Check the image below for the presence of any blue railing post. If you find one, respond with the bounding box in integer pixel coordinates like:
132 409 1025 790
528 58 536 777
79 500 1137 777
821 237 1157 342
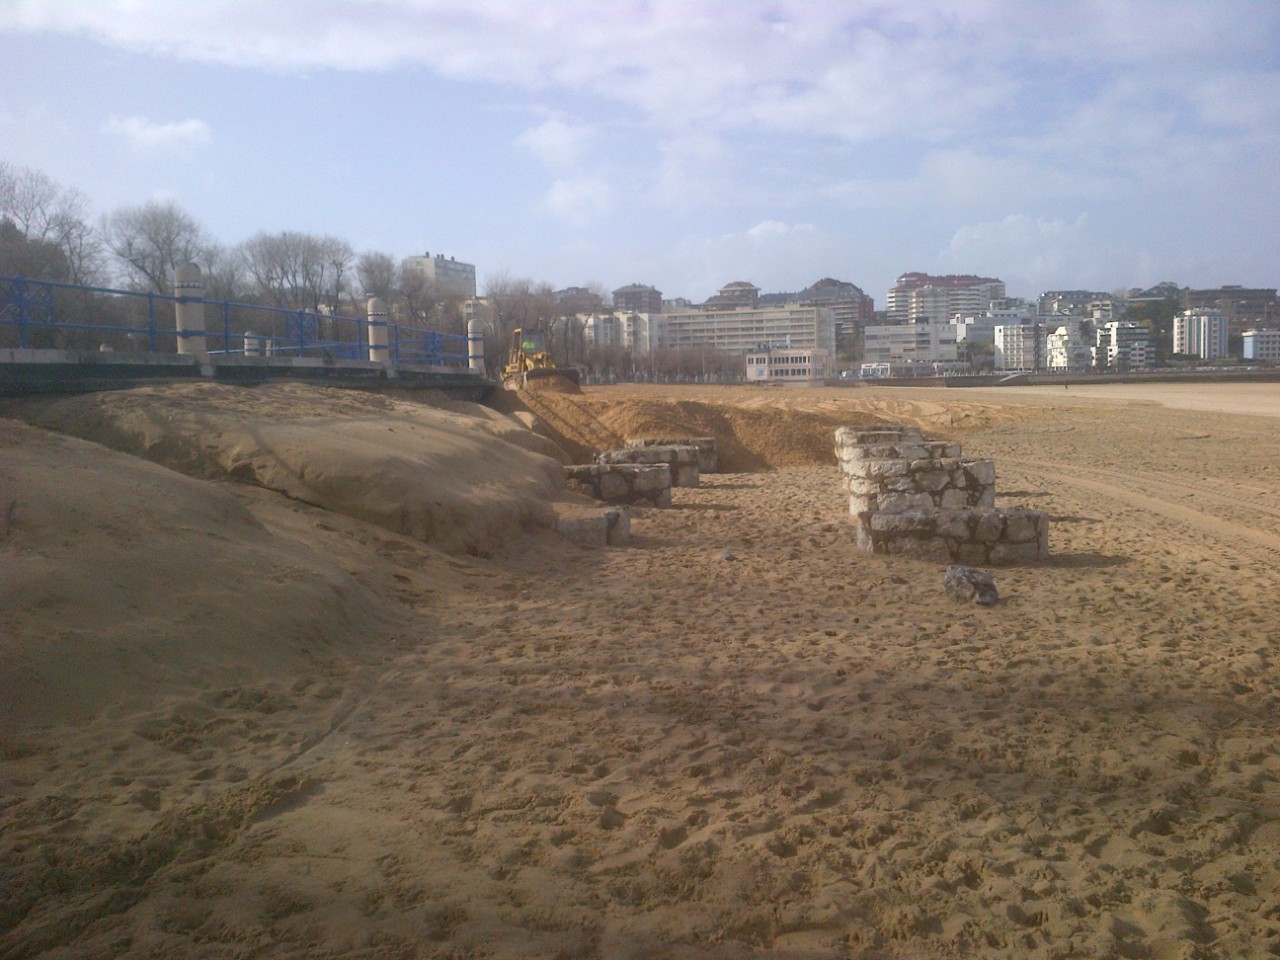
297 310 306 355
147 292 157 351
222 300 230 353
14 276 28 348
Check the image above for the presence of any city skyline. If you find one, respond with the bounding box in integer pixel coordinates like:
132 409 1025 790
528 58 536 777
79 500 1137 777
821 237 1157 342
2 1 1278 303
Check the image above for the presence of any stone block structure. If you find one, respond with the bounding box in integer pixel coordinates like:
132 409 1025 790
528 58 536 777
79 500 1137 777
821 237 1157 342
836 426 995 515
625 437 718 473
564 463 672 507
596 445 700 487
554 504 631 546
836 425 1048 564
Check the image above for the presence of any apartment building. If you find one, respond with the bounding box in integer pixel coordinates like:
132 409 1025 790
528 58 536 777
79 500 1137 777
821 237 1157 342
1184 286 1278 325
1243 329 1280 361
612 283 664 314
663 304 836 355
1173 308 1230 359
401 252 477 299
1046 320 1092 372
862 320 958 367
886 273 1005 324
1093 321 1152 370
994 322 1047 371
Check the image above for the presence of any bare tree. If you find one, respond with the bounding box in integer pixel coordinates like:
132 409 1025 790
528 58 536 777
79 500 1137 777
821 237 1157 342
357 250 399 302
102 199 211 293
1 163 104 284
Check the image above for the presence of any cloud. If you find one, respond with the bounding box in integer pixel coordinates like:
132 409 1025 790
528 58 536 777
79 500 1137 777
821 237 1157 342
103 115 211 153
937 213 1138 294
543 177 612 228
517 117 593 168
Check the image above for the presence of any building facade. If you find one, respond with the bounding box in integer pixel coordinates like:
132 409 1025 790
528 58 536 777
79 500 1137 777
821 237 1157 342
663 304 836 355
862 320 959 367
1094 321 1153 370
886 273 1006 324
401 252 477 299
612 283 664 314
704 281 760 311
744 346 834 386
1184 286 1278 325
1243 329 1280 361
1173 308 1230 359
1046 320 1092 372
994 322 1048 371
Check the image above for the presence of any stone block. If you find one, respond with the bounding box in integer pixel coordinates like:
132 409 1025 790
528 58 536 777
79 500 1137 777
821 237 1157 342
1004 509 1039 543
915 469 952 492
879 492 935 513
599 471 629 501
939 488 968 510
633 465 670 492
673 464 700 488
965 460 996 485
975 511 1005 542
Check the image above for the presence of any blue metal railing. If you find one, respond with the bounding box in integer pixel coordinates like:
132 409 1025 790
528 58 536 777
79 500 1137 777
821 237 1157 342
0 274 469 368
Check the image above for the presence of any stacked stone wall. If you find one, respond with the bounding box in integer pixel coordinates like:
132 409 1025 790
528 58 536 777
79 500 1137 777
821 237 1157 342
597 445 700 487
835 426 1048 565
836 427 995 515
564 463 671 507
856 507 1048 564
625 437 717 473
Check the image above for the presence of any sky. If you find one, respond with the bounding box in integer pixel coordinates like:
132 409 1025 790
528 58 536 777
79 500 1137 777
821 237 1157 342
2 0 1278 305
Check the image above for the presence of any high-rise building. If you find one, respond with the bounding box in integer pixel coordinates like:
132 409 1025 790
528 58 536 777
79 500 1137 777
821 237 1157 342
1173 308 1230 359
401 252 477 299
1046 320 1092 372
612 283 664 314
887 273 1005 324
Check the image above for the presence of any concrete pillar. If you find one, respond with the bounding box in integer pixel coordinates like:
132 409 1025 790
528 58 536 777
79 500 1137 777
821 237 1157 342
243 332 263 357
467 317 486 376
367 297 390 363
172 262 207 356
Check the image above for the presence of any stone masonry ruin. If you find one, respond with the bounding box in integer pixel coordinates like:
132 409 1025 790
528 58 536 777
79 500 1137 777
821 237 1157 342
625 437 718 473
564 463 672 507
836 426 1049 564
595 443 702 487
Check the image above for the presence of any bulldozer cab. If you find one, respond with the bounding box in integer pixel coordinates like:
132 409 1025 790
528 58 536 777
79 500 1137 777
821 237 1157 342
515 329 546 354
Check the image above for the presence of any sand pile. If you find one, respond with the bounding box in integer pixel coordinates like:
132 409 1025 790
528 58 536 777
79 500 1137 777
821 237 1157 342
0 418 398 727
7 382 569 556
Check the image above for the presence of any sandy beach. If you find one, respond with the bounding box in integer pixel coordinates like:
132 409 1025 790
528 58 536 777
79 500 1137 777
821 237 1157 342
3 379 1280 959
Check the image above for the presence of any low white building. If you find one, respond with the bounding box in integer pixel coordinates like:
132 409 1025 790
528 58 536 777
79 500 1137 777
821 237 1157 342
745 346 834 386
1173 308 1229 359
1243 329 1280 361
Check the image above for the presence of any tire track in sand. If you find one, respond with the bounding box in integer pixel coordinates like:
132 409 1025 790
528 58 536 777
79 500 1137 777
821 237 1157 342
1006 459 1280 557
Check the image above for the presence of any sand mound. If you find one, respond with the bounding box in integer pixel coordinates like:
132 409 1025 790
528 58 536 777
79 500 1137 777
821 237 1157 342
0 418 397 727
489 385 1032 470
8 382 568 555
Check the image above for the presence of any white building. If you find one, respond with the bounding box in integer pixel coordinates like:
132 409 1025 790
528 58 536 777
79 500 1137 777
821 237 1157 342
863 320 959 369
1243 329 1280 361
1046 320 1092 372
1173 308 1229 359
994 322 1048 371
583 312 622 348
401 252 477 299
1093 321 1152 370
663 304 836 355
744 346 834 386
618 311 667 354
886 273 1005 324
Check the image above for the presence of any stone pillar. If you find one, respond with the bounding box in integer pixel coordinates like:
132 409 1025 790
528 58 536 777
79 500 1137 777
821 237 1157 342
173 262 206 357
367 297 390 364
467 317 486 376
243 332 263 357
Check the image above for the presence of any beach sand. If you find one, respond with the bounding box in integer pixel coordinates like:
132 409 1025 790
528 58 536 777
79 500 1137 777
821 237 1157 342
3 380 1279 958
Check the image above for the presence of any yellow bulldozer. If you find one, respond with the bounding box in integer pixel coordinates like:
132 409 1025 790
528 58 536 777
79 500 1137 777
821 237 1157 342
502 327 581 390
